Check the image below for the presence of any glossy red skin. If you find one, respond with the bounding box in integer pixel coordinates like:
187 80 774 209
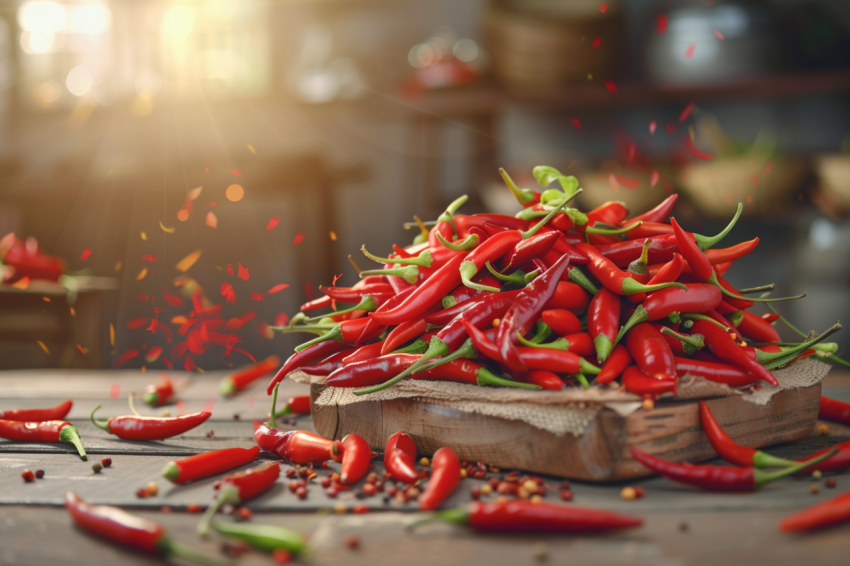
586 201 629 227
622 194 678 227
516 348 581 374
464 500 643 532
254 424 342 464
630 447 755 492
577 243 650 296
622 366 677 396
220 461 280 501
301 349 355 375
501 231 560 269
641 284 722 320
519 370 564 390
341 343 384 366
714 276 753 310
354 287 416 346
780 490 850 532
689 320 778 387
706 238 759 264
0 400 72 422
544 282 591 315
301 296 334 312
588 287 620 351
321 284 394 301
703 309 743 340
561 333 595 357
382 316 430 354
648 254 684 286
429 217 456 249
671 218 713 281
340 434 372 485
413 359 483 385
674 357 758 387
455 214 529 237
268 341 349 394
596 345 633 385
145 377 174 406
104 412 211 441
285 396 311 414
463 321 504 362
496 255 571 371
655 323 688 356
168 446 261 484
737 310 781 343
541 309 582 336
65 492 164 554
797 440 850 475
336 317 372 343
715 300 739 315
0 419 70 441
699 401 756 467
820 396 850 426
419 447 461 511
625 323 677 380
3 240 65 283
436 291 520 350
325 354 420 388
596 235 679 268
385 432 419 484
229 357 281 391
426 296 487 326
625 221 674 240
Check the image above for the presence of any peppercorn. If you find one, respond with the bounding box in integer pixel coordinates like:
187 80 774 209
334 503 347 514
325 488 338 498
471 488 481 500
237 508 252 521
559 490 572 501
812 470 823 481
365 472 379 484
345 534 360 550
419 457 430 467
642 399 655 411
272 548 292 564
362 483 377 496
826 478 837 489
145 482 158 496
187 503 202 513
91 462 103 474
135 488 147 498
161 506 172 513
321 477 332 488
286 468 297 478
353 504 369 514
296 487 308 500
100 457 112 468
810 484 821 495
481 484 493 496
817 424 830 436
460 468 468 479
620 487 636 500
21 469 34 483
634 486 646 499
679 522 689 533
530 494 543 504
35 470 44 479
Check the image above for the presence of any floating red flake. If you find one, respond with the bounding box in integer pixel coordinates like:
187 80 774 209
604 79 617 94
162 289 185 307
268 283 289 294
137 293 150 301
231 170 241 177
250 293 265 301
205 212 218 229
221 283 236 304
145 346 163 363
650 170 660 188
609 173 641 190
714 30 724 40
141 254 157 263
237 263 249 282
665 123 677 134
658 14 668 34
116 349 139 368
274 312 289 327
570 117 582 129
226 264 234 276
187 187 203 201
683 136 715 160
109 384 121 398
591 37 602 50
80 248 92 260
292 232 305 245
598 3 607 13
202 398 215 414
649 120 657 135
163 359 174 369
764 161 775 175
76 344 86 355
679 102 695 122
176 400 188 414
303 281 318 300
752 176 759 187
127 317 149 329
685 44 695 59
205 167 209 173
266 217 279 231
258 321 274 340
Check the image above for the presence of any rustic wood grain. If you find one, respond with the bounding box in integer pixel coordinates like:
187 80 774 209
312 382 822 481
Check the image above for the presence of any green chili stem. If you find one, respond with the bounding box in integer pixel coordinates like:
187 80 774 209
660 327 705 354
197 486 239 537
361 245 432 267
393 338 430 354
766 302 808 339
436 232 480 251
303 296 377 323
403 219 438 230
500 168 537 206
360 266 419 284
59 425 87 461
736 284 776 294
268 382 280 428
586 221 642 236
575 373 590 389
520 192 580 240
460 260 501 293
710 273 806 303
568 267 599 295
416 339 477 373
89 405 110 433
354 337 450 395
159 537 232 566
485 261 526 285
292 326 342 353
694 203 743 250
529 321 552 344
753 448 837 489
476 367 541 389
763 324 842 370
681 313 730 331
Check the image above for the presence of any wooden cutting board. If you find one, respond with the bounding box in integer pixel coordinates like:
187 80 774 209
310 381 821 481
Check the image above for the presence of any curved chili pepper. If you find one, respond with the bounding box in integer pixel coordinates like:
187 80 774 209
621 366 676 396
197 461 281 536
428 295 490 326
500 168 541 208
381 304 440 354
797 440 850 475
143 376 174 407
689 319 779 387
577 242 686 296
658 325 704 356
526 332 595 357
624 323 677 380
544 281 591 314
326 354 420 388
412 358 539 389
588 287 620 363
341 342 385 366
618 284 722 340
624 221 674 240
596 345 633 385
268 341 348 394
780 490 850 532
428 195 467 248
385 431 419 484
671 218 715 281
515 348 583 374
291 317 374 352
621 194 678 227
210 522 309 556
630 446 836 492
714 277 754 310
455 213 530 237
586 201 629 227
647 253 684 286
321 283 394 302
699 401 797 468
419 447 461 511
436 290 520 350
541 309 582 337
300 349 355 375
0 419 87 460
675 357 758 387
273 395 311 419
162 446 261 484
300 295 334 312
340 433 372 485
90 406 210 441
495 255 572 371
414 500 643 533
0 399 72 421
65 492 226 566
820 396 850 426
219 356 281 397
501 231 559 270
597 235 679 268
737 310 781 343
519 369 564 390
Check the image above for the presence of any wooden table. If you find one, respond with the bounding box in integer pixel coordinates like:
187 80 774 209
1 368 849 566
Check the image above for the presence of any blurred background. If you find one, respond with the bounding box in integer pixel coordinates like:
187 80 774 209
0 0 849 371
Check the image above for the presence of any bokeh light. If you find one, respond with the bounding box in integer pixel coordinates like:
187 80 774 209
225 184 245 202
162 6 195 41
65 65 93 96
18 2 67 34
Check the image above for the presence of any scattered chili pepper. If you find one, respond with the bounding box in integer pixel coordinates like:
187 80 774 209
419 447 461 511
267 340 348 394
699 401 797 468
0 419 87 460
211 522 309 556
385 431 419 484
340 433 372 485
797 441 850 475
0 400 72 422
595 345 633 385
624 323 677 381
197 461 281 536
162 446 261 485
576 243 686 296
143 376 174 407
820 396 850 426
22 469 34 482
273 395 311 419
90 405 210 441
779 490 850 532
219 356 281 396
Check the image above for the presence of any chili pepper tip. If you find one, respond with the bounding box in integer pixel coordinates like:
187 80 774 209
219 378 237 397
161 461 180 482
143 391 160 406
58 425 87 461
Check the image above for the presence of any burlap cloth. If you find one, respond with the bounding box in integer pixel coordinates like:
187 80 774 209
291 357 830 437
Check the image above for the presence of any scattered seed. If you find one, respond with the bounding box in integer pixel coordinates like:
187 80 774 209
810 484 821 495
222 542 249 558
21 469 34 483
363 483 377 496
296 487 307 500
135 488 147 499
481 484 493 496
460 468 468 479
206 430 214 438
272 548 292 564
531 542 548 562
817 424 830 436
91 462 103 474
187 503 202 513
237 507 252 521
35 470 44 479
679 522 689 533
145 482 158 496
642 399 655 411
233 414 241 420
634 486 646 499
335 503 347 514
826 478 837 489
100 457 112 468
559 490 572 501
812 470 823 481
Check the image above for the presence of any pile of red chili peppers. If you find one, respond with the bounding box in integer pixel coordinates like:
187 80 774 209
268 165 845 400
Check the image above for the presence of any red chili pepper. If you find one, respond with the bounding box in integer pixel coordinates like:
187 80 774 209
619 284 722 339
301 296 334 312
2 238 65 283
90 405 210 441
419 447 461 510
586 201 629 227
597 235 679 268
544 281 591 315
647 253 685 286
0 419 87 460
577 242 685 296
622 366 676 396
689 319 779 387
143 376 174 407
780 490 850 532
699 401 797 468
624 221 675 240
624 323 677 380
162 446 261 484
674 357 759 387
455 213 529 237
588 287 620 363
381 304 440 354
501 231 560 270
621 194 678 227
341 342 385 366
762 312 781 324
630 446 836 492
797 440 850 475
705 238 759 264
499 168 541 208
515 348 582 374
495 255 572 371
596 345 633 385
671 218 715 281
737 310 781 343
219 355 281 396
427 295 489 326
321 284 394 302
267 341 348 394
415 500 643 533
66 492 225 565
548 233 590 265
439 281 494 310
436 290 521 350
354 287 417 346
197 460 281 536
820 396 850 426
518 369 564 390
413 358 539 389
713 277 753 310
326 354 420 388
541 309 582 336
556 332 595 356
340 433 372 485
0 399 72 421
385 431 419 484
300 349 356 375
274 395 312 418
